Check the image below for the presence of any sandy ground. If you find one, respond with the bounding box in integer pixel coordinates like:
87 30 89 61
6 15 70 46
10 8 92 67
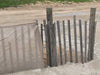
0 2 100 25
0 2 100 41
0 2 100 75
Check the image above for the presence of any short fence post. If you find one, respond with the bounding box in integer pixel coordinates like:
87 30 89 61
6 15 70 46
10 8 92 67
88 8 96 61
46 8 57 67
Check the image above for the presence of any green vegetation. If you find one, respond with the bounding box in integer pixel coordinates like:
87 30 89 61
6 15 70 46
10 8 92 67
50 0 92 2
0 0 96 8
0 0 42 8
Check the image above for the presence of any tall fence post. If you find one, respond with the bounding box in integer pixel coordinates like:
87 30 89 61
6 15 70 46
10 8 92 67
88 8 96 61
46 8 57 67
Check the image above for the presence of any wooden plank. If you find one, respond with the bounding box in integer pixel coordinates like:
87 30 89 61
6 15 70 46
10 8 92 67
84 21 87 62
21 26 26 66
44 24 50 66
68 20 73 62
0 28 7 71
73 15 78 63
41 24 43 43
63 20 67 63
79 20 84 64
57 21 63 65
49 22 57 66
88 8 96 61
53 23 57 66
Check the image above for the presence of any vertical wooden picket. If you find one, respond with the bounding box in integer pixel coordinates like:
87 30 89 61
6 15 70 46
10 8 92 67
68 20 73 62
63 21 67 63
57 21 63 65
79 20 84 64
73 15 78 63
84 21 87 62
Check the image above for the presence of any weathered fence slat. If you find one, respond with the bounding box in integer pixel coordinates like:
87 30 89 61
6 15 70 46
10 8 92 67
88 8 96 61
27 25 33 67
21 26 26 66
44 24 50 66
0 28 7 71
41 24 43 43
79 20 84 64
84 21 87 62
14 27 19 69
52 23 57 66
63 21 67 63
73 15 78 63
49 24 56 66
57 21 63 65
8 42 14 70
68 20 73 62
49 22 57 66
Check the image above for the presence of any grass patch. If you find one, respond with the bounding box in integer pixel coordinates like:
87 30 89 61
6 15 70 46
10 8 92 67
49 0 92 2
0 0 95 8
96 0 100 1
0 0 45 8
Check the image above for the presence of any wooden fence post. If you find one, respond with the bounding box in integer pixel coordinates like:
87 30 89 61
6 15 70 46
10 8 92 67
57 21 63 65
63 20 67 63
84 21 87 62
73 15 78 63
46 8 57 67
79 20 84 64
88 8 96 61
41 24 43 43
68 20 73 62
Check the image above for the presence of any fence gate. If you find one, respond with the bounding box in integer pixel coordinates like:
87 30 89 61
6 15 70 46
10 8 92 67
41 8 96 67
0 23 44 74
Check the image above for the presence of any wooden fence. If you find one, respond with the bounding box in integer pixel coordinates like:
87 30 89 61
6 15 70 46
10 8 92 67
40 8 96 67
